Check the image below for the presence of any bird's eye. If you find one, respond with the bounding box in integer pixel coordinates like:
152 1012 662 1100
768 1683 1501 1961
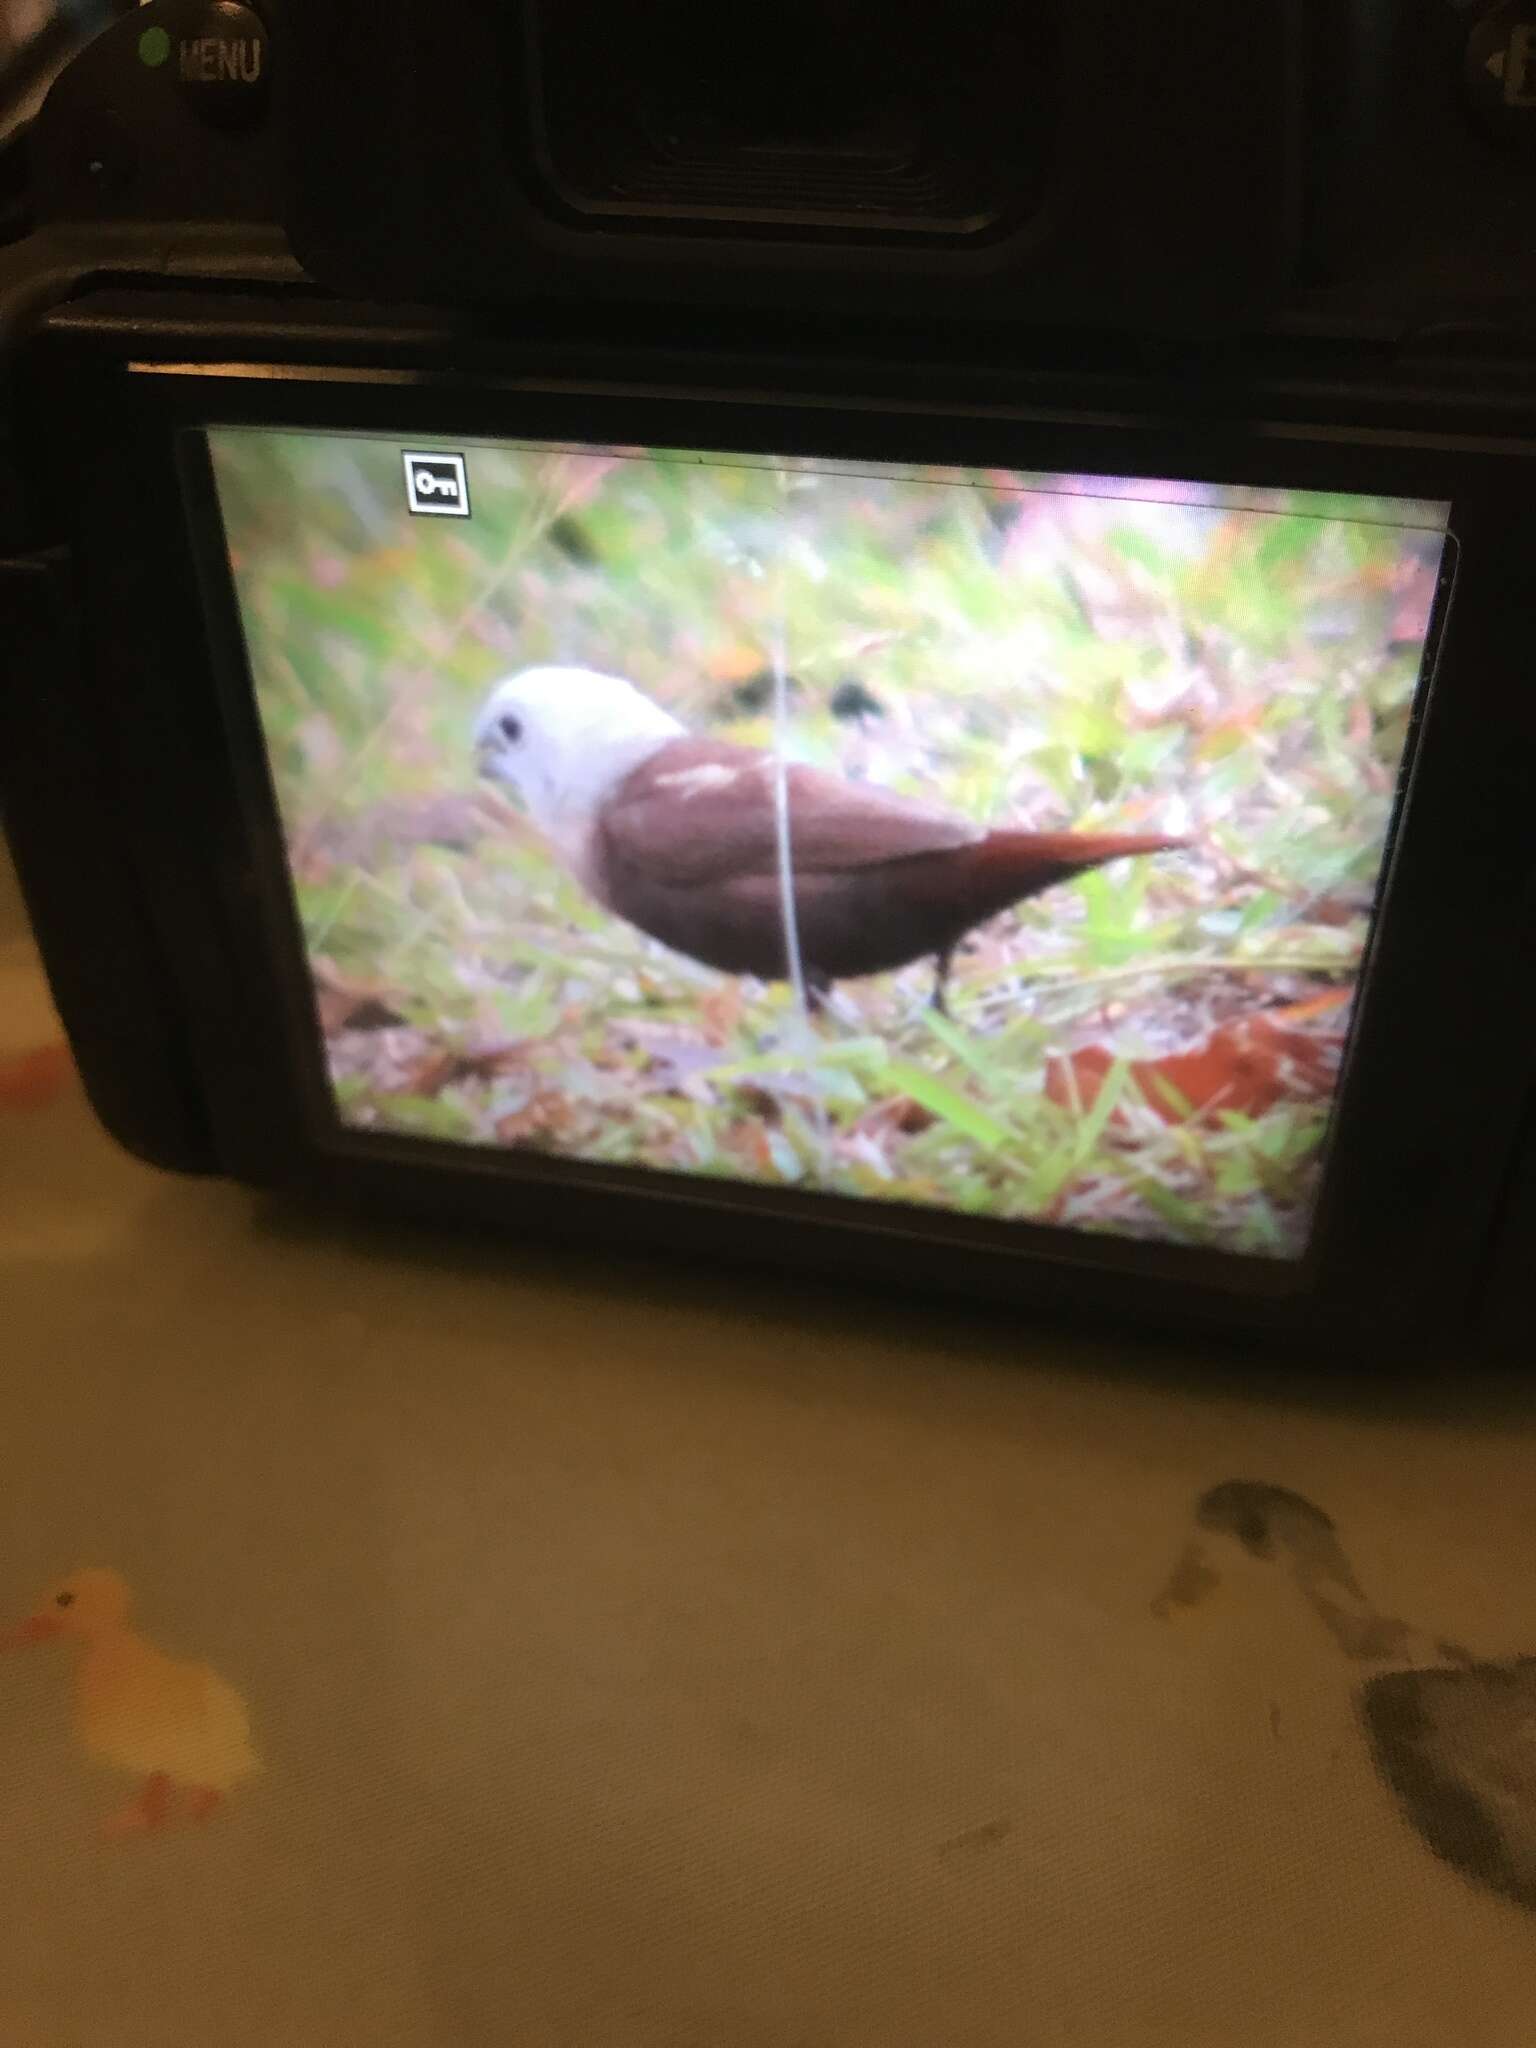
498 713 523 743
55 1592 74 1608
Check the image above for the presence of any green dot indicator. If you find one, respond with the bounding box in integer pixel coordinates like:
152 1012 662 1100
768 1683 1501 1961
138 25 171 68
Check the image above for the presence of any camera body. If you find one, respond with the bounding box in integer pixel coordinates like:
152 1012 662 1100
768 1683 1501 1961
6 0 1536 1355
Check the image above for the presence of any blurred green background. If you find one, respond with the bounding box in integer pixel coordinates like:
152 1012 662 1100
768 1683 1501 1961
209 429 1445 1258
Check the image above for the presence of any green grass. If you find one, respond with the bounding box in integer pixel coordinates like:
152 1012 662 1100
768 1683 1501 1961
209 429 1443 1258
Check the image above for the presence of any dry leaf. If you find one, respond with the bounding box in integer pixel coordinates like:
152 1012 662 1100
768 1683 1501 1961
1047 995 1348 1124
403 1042 528 1097
312 959 409 1034
494 1094 569 1144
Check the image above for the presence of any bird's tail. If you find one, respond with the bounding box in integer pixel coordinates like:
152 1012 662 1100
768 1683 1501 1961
947 828 1189 922
987 827 1190 868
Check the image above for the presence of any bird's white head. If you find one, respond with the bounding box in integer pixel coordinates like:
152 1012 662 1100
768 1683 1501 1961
473 666 685 851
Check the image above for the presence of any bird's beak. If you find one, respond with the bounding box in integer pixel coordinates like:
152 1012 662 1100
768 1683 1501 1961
1150 1537 1222 1621
0 1613 65 1650
475 745 526 804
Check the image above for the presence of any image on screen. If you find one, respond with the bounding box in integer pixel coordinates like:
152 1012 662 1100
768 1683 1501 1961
206 428 1450 1259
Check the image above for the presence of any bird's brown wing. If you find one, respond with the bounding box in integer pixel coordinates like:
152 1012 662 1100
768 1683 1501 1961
600 738 977 888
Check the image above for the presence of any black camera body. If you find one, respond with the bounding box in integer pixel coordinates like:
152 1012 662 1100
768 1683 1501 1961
6 0 1536 1356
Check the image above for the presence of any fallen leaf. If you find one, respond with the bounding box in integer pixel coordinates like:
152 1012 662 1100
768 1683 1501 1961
706 642 776 685
404 1042 528 1097
311 959 409 1034
723 1120 781 1175
1269 989 1351 1026
697 984 746 1044
854 1095 939 1141
735 1084 783 1124
1047 1002 1347 1124
495 1094 571 1144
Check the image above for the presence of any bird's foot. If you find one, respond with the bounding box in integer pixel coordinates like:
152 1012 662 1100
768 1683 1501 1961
929 945 956 1018
189 1787 222 1824
101 1771 172 1839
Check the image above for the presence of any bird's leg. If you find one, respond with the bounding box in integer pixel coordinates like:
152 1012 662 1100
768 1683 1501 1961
929 947 955 1019
189 1786 223 1824
102 1770 172 1838
803 971 832 1019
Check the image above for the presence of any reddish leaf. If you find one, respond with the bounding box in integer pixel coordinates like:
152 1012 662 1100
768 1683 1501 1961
1046 995 1348 1125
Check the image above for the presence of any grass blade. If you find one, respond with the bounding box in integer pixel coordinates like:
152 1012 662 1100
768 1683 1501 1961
874 1059 1012 1152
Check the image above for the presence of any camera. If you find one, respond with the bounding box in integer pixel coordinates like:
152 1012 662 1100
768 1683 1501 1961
4 0 1536 1354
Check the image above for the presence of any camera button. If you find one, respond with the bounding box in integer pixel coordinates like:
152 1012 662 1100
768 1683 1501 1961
173 1 270 130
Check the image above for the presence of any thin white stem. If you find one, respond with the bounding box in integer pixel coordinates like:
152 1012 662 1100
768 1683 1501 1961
770 624 810 1017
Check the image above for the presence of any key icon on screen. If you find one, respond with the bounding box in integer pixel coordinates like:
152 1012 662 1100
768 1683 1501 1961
403 452 471 517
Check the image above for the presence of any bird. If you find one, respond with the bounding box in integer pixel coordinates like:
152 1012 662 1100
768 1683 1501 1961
1154 1481 1536 1914
472 666 1187 1014
0 1568 259 1836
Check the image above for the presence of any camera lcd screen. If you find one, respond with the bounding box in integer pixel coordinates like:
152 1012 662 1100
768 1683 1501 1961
205 428 1449 1261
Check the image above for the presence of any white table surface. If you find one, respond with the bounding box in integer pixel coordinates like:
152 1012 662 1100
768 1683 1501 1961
3 840 1533 2047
